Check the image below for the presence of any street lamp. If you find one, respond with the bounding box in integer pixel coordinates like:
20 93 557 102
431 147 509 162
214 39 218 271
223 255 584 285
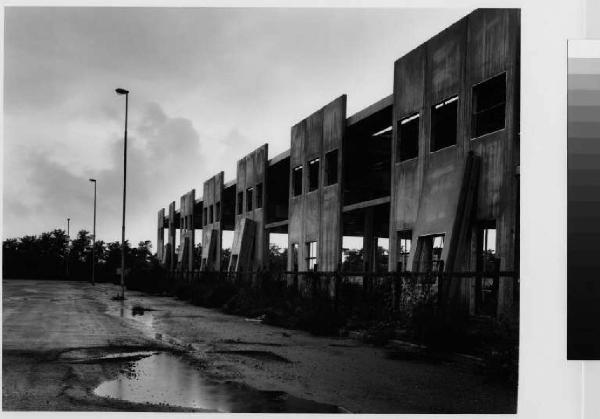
66 217 70 279
116 87 129 300
89 178 97 286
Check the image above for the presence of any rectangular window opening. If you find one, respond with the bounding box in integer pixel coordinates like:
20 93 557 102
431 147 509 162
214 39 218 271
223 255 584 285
209 205 214 224
308 158 320 191
246 187 254 212
203 208 208 226
292 165 303 196
431 96 458 151
325 150 338 186
291 243 299 272
397 113 420 162
472 73 506 138
237 191 243 215
306 241 318 271
476 222 499 316
256 183 263 208
417 234 445 272
397 230 412 272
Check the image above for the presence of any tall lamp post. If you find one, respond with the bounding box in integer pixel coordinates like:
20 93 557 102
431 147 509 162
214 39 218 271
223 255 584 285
66 217 70 279
116 87 129 300
89 178 97 286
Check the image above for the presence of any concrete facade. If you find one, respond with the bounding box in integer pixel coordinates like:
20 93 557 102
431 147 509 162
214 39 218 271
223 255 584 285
231 144 269 271
201 172 224 271
156 9 519 319
167 201 177 271
388 9 520 318
179 189 196 272
288 96 346 272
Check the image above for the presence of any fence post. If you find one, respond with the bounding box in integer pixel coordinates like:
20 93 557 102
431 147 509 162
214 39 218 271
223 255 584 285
395 262 403 312
436 260 445 310
334 269 340 314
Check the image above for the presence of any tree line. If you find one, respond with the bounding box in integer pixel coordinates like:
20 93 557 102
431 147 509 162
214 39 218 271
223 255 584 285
2 229 158 282
2 229 385 281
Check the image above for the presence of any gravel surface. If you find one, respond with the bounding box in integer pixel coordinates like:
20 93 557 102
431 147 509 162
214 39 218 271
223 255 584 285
2 279 517 412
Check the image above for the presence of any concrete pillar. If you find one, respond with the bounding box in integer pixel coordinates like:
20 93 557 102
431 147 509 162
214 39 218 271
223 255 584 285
168 201 176 271
363 207 376 272
157 208 165 263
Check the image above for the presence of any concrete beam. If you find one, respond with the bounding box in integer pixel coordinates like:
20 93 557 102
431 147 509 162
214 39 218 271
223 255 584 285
346 94 393 127
343 196 391 213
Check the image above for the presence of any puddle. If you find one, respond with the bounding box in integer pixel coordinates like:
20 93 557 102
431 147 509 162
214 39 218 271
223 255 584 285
94 352 341 412
106 303 156 329
132 305 156 316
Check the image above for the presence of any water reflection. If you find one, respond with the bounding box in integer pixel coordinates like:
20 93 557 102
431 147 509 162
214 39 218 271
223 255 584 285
94 352 341 413
109 301 156 329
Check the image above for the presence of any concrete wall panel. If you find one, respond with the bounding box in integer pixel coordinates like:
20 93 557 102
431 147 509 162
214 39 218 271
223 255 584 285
467 9 514 83
288 95 346 271
392 161 420 231
306 111 323 161
233 144 268 270
320 185 341 271
167 201 176 271
428 18 466 104
394 46 426 118
179 189 195 272
157 208 165 262
202 172 224 271
290 121 306 168
413 149 462 239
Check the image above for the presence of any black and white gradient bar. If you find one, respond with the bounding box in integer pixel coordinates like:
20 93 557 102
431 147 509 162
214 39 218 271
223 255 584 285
568 40 600 359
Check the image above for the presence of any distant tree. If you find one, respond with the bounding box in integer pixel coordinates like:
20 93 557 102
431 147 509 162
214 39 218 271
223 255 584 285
3 238 20 278
341 246 389 272
38 229 69 278
268 244 288 272
193 243 202 270
3 230 69 279
376 246 389 272
70 230 91 263
132 241 153 267
342 248 364 271
100 240 129 282
93 240 107 265
221 248 231 270
19 235 42 278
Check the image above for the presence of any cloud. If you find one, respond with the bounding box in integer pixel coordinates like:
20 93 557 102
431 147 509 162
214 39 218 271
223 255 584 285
138 102 201 163
3 102 206 244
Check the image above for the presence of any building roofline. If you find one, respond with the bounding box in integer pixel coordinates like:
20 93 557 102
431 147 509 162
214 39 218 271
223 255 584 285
346 94 393 127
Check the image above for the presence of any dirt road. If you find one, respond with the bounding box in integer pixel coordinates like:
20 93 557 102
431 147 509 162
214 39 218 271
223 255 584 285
2 279 517 412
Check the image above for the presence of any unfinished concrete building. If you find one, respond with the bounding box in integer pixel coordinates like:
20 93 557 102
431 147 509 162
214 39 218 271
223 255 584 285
156 8 520 320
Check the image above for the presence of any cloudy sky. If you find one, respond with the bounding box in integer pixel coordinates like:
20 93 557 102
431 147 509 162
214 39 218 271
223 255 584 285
3 6 469 249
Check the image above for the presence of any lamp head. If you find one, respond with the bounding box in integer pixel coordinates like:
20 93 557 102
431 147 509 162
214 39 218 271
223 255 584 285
89 178 96 182
115 88 129 95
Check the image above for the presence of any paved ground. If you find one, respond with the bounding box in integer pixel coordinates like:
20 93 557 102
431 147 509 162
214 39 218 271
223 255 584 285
2 279 517 412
